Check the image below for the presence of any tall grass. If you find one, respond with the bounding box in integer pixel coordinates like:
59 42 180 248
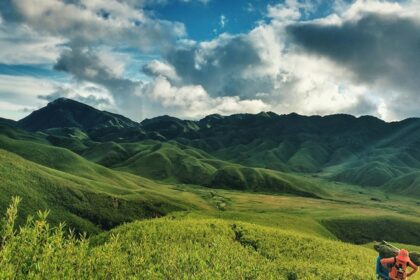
0 197 381 279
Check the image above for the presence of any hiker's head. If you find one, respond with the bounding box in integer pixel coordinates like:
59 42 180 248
397 249 410 263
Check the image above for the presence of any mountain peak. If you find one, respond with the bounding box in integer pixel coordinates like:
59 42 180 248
18 98 139 131
51 97 70 103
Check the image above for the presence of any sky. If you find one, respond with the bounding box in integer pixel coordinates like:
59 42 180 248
0 0 419 122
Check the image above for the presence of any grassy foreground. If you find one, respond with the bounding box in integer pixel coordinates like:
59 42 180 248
1 197 380 280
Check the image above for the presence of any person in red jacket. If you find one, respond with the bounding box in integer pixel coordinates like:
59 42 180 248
381 249 418 280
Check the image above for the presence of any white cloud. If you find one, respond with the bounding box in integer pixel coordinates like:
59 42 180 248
286 0 420 120
0 74 116 120
143 60 180 81
220 15 227 28
0 75 57 120
341 0 404 21
0 74 56 99
3 0 186 52
267 3 301 21
145 76 270 118
267 0 317 22
0 0 190 121
0 23 64 64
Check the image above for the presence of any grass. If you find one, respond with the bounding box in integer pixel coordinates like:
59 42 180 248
110 140 325 197
322 216 420 245
0 198 381 280
1 148 420 278
2 115 420 278
0 149 189 234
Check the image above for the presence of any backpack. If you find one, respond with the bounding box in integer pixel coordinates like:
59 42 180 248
391 257 409 280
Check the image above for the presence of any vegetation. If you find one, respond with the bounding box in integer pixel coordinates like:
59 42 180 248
322 216 420 245
1 98 420 278
0 198 380 279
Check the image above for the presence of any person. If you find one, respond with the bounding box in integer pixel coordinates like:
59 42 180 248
381 249 418 280
376 255 390 279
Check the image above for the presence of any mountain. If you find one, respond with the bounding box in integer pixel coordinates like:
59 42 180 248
10 98 420 197
141 115 200 139
18 98 140 131
137 112 420 195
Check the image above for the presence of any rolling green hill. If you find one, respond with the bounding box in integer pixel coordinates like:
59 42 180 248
105 141 322 197
0 149 185 234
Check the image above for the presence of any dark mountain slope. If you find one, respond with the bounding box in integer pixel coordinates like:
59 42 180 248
151 113 394 173
18 98 140 131
141 115 200 139
0 117 16 126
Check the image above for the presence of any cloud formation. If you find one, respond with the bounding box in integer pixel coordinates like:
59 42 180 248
1 0 185 51
0 0 187 120
143 3 381 119
287 1 420 120
144 76 270 118
141 0 420 121
1 0 420 121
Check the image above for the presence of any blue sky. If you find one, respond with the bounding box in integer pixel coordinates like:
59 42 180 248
0 0 418 121
155 0 274 40
151 0 349 40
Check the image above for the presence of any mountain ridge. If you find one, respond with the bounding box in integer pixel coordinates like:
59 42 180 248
5 98 420 196
13 97 420 133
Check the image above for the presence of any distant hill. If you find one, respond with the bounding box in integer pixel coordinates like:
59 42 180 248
18 98 140 131
137 111 420 194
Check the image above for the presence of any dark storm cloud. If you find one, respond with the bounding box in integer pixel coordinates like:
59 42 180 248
54 48 140 98
346 96 378 117
286 13 420 94
53 48 145 119
161 35 275 99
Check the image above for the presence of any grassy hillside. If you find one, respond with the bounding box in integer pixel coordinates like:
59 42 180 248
1 145 420 278
0 199 382 280
0 149 187 234
322 216 420 245
6 194 420 279
110 141 323 197
0 132 150 188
